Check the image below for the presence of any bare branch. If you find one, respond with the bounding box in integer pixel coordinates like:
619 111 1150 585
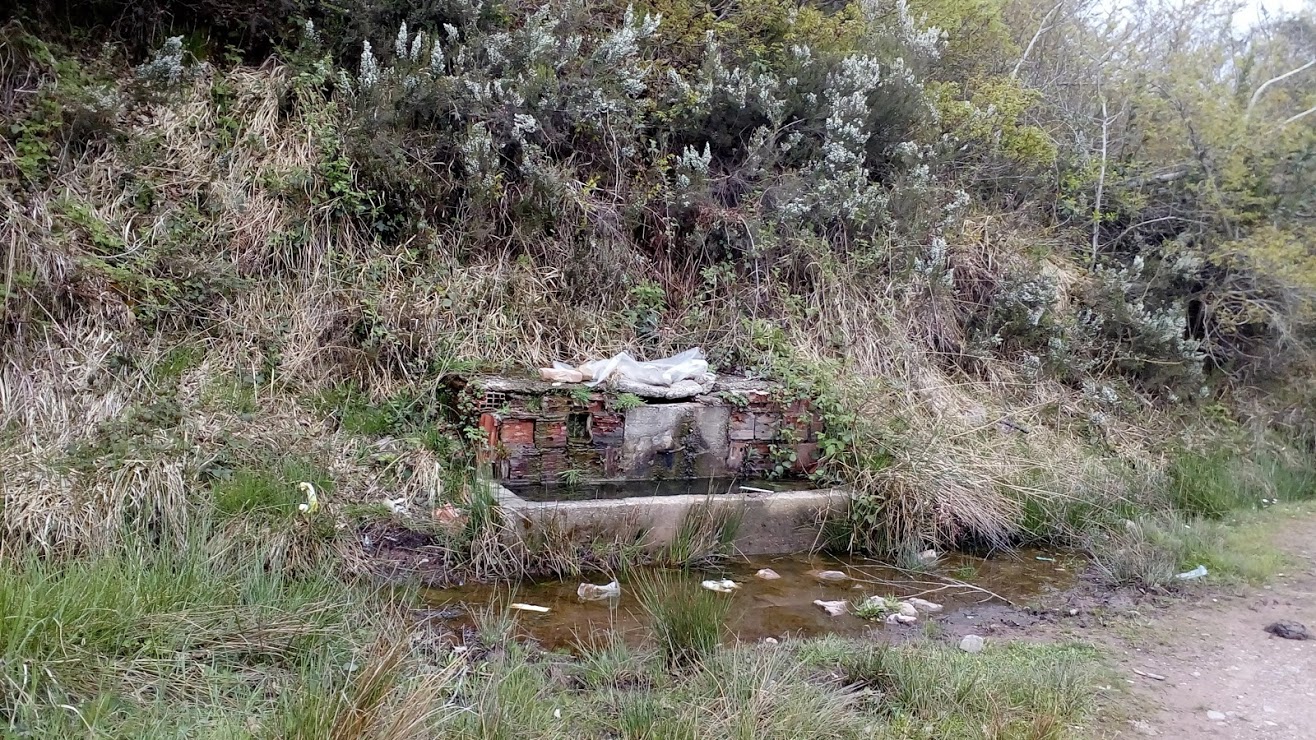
1246 59 1316 118
1091 92 1109 268
1280 104 1316 127
1012 1 1065 80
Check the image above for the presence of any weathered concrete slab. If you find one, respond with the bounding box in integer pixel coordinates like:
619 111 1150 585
619 403 731 478
495 484 848 556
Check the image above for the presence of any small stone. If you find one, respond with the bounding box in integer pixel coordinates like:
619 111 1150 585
763 637 779 645
1206 711 1227 722
897 601 919 618
885 613 917 625
906 597 943 613
755 568 781 580
959 635 985 653
813 570 850 582
1128 719 1159 736
814 599 848 616
1068 608 1080 616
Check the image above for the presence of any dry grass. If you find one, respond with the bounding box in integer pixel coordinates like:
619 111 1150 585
0 53 1268 571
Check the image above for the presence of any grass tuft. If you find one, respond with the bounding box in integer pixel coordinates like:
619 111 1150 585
635 570 731 667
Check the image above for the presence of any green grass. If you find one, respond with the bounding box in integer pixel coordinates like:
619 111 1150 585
1083 446 1316 588
797 636 1107 739
0 511 1114 739
211 458 332 520
0 528 443 738
1168 450 1316 518
1089 508 1293 588
635 571 731 667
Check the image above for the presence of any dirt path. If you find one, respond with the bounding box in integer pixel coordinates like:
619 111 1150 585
1105 516 1316 738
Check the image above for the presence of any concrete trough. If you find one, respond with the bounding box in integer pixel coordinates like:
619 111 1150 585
494 484 850 555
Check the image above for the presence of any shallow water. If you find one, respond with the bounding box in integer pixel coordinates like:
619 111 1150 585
420 550 1079 650
503 477 816 502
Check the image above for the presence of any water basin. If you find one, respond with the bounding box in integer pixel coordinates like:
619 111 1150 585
421 549 1079 651
503 477 817 502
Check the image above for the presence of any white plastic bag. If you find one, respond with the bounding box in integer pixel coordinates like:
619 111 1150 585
580 347 709 387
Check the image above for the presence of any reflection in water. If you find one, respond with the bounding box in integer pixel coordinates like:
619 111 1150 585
421 550 1078 651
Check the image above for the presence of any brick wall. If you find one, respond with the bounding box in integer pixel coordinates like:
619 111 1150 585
466 379 821 484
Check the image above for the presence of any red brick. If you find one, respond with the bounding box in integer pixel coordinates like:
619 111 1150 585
500 419 534 446
782 413 810 440
535 420 568 448
729 410 755 441
795 443 821 473
507 452 540 480
741 443 773 474
478 413 498 448
590 412 624 445
540 449 568 478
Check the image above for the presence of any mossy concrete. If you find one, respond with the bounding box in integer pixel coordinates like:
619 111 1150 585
495 484 849 555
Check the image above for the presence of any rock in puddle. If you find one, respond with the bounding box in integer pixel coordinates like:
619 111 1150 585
755 568 781 580
959 635 985 653
812 570 850 583
814 599 848 616
905 597 943 613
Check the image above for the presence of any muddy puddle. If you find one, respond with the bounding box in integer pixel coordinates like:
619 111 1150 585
420 550 1080 650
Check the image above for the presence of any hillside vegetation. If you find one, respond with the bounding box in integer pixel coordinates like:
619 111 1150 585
3 0 1316 735
3 0 1316 555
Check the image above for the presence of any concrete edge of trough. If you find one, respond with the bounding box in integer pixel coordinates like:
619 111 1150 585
492 484 851 556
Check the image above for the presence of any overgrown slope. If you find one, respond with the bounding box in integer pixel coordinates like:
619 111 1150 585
2 0 1315 564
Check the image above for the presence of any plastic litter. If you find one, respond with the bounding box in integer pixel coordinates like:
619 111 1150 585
701 579 740 593
539 364 585 383
578 347 711 387
577 580 622 601
1175 564 1209 580
885 612 917 625
509 603 550 613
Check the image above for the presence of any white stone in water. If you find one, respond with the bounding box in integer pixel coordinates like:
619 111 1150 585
814 599 848 616
813 570 850 582
755 568 782 580
959 635 985 653
906 597 943 613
